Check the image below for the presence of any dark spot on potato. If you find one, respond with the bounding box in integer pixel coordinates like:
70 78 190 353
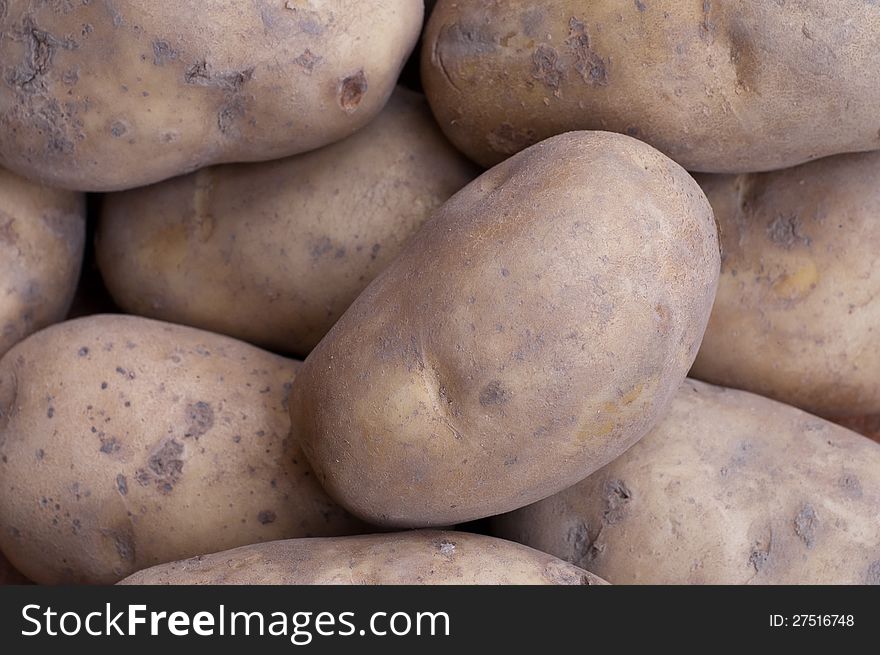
700 0 716 44
101 382 108 390
115 366 136 380
479 381 510 406
566 18 609 86
36 448 45 461
309 236 334 259
46 406 54 419
99 436 120 455
338 70 368 113
532 45 564 95
116 474 128 496
109 120 127 138
184 401 214 439
635 0 647 11
114 531 135 562
602 479 632 524
794 504 818 548
152 39 178 66
78 347 89 357
294 49 322 72
136 439 185 494
839 474 863 498
257 510 277 525
767 214 811 249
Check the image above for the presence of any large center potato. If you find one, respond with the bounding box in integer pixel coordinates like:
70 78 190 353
0 167 84 358
0 1 423 191
422 1 880 172
290 131 720 527
120 531 606 585
0 315 365 585
96 87 479 357
493 380 880 585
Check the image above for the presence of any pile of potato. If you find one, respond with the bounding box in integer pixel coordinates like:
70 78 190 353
0 1 878 586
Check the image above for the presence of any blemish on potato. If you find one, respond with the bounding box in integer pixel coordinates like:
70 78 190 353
532 45 564 96
135 439 185 494
867 561 880 585
566 18 609 86
767 213 810 249
794 504 818 548
601 479 632 524
257 510 277 525
479 380 510 406
437 539 456 557
338 70 368 114
151 39 178 66
294 49 322 73
116 474 128 496
184 401 214 439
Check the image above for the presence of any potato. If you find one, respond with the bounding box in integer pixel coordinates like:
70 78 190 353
0 167 85 358
290 131 720 528
0 1 423 191
422 1 880 172
690 152 880 418
96 87 479 357
492 380 880 585
0 315 365 585
119 531 606 585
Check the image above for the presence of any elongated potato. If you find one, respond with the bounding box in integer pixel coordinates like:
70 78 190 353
119 531 606 585
422 1 880 172
291 131 720 528
493 380 880 585
0 315 365 585
0 167 85 357
96 88 479 356
0 1 423 191
691 152 880 417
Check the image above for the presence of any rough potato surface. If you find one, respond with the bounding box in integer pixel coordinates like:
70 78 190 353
422 1 880 172
0 1 423 191
0 315 364 584
493 380 880 585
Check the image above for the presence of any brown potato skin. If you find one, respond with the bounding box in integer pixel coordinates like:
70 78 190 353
291 131 720 528
492 380 880 585
0 1 423 191
96 88 479 357
422 1 880 172
0 167 85 357
119 531 606 585
691 152 880 418
0 315 365 585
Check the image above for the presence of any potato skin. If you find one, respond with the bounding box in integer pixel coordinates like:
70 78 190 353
0 551 29 585
0 315 365 585
832 415 880 444
291 131 720 528
422 1 880 172
96 88 479 357
119 531 606 585
0 1 423 191
0 167 85 357
492 380 880 585
691 152 880 417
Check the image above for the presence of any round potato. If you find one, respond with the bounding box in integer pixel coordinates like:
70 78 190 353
96 87 479 357
119 531 606 585
0 167 85 357
0 315 365 585
290 131 720 528
422 1 880 172
492 380 880 585
691 152 880 417
0 1 423 191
